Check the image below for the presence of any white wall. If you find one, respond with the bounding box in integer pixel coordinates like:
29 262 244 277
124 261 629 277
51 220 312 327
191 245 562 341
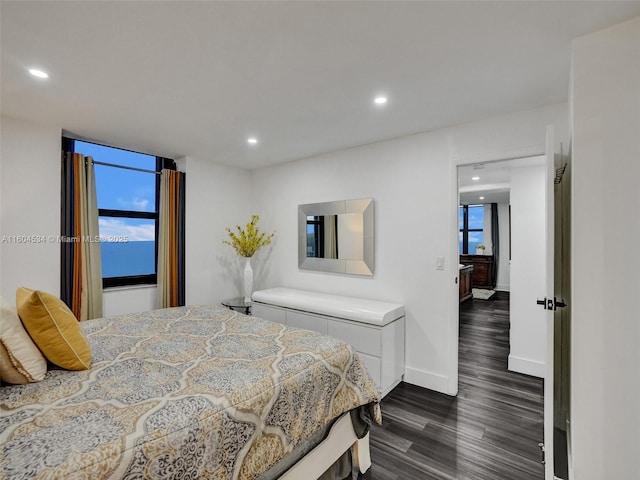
337 213 363 260
571 16 640 480
252 103 568 394
508 164 546 378
482 204 493 254
495 202 511 291
0 117 61 301
103 286 156 316
182 155 252 306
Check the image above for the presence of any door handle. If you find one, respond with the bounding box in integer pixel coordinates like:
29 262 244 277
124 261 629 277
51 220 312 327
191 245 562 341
554 297 567 309
536 298 553 310
537 297 567 310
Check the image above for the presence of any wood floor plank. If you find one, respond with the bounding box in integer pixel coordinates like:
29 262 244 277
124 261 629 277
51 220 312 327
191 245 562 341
361 292 544 480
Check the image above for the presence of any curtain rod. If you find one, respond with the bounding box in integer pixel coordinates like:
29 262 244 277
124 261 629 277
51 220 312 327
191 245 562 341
62 132 169 160
91 159 161 175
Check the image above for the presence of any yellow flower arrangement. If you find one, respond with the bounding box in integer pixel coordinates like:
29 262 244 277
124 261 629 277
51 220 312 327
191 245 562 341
224 215 275 258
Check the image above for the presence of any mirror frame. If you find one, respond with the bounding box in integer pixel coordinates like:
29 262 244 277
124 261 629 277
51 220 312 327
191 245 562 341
298 198 374 275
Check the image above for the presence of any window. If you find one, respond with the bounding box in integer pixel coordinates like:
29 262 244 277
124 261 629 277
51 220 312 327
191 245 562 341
459 205 484 254
306 216 324 257
63 138 175 287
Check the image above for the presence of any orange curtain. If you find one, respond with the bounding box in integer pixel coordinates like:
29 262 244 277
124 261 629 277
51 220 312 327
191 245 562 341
157 169 185 308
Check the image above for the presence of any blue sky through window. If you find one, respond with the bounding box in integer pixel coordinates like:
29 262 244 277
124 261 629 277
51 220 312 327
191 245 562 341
76 141 155 169
459 205 484 253
75 141 157 279
76 141 156 241
94 164 155 213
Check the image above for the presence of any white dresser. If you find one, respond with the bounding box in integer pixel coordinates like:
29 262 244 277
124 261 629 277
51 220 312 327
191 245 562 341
251 287 405 398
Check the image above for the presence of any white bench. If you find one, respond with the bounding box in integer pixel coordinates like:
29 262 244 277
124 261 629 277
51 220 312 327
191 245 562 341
252 287 405 397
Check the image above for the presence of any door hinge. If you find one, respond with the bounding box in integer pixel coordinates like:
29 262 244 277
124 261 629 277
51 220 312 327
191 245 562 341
538 442 546 464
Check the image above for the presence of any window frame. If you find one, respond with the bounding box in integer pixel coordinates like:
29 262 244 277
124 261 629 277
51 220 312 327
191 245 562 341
459 204 484 254
63 137 175 288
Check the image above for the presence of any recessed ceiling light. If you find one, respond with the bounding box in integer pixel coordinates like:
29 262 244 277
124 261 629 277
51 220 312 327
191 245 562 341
374 96 388 105
28 68 49 79
247 137 258 145
479 196 485 200
472 176 480 181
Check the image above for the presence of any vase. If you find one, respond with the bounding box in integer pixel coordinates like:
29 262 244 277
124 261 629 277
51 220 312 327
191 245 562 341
243 257 253 303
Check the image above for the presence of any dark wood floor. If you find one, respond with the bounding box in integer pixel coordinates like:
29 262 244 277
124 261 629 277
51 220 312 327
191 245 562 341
362 292 544 480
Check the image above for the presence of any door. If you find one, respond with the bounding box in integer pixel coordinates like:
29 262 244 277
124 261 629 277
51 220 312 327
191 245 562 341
542 125 572 480
542 125 555 479
553 138 571 479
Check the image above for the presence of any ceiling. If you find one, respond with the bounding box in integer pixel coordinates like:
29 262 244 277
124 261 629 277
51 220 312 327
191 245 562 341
458 155 545 205
3 1 640 170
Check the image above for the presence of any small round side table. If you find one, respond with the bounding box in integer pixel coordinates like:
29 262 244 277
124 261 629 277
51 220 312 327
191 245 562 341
221 297 251 315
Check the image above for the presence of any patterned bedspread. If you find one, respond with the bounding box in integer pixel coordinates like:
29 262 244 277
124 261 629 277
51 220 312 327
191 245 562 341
0 305 381 480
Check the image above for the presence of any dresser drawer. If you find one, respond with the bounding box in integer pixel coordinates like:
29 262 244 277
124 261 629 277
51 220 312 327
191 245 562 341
328 320 381 357
286 311 328 335
358 352 381 386
252 304 286 324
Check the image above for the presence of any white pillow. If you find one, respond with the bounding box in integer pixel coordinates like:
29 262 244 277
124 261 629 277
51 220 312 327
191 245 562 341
0 297 47 384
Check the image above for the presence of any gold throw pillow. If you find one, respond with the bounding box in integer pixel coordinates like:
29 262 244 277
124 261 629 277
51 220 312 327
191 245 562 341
16 288 91 371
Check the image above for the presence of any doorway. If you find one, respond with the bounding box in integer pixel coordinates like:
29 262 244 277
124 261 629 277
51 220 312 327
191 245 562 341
454 143 571 479
458 156 548 375
456 155 549 474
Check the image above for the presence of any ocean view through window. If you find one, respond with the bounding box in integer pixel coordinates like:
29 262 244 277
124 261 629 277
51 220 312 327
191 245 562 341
65 138 175 287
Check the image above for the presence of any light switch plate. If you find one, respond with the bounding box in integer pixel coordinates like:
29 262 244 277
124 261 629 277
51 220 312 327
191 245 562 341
436 256 444 270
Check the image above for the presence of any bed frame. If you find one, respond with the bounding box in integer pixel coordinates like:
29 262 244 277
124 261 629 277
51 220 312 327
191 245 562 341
280 413 371 479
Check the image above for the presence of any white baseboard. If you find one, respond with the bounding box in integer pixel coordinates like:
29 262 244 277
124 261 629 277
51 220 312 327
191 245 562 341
404 366 451 395
495 284 510 292
508 354 545 378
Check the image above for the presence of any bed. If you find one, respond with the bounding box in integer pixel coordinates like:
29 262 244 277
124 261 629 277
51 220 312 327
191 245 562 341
0 304 381 479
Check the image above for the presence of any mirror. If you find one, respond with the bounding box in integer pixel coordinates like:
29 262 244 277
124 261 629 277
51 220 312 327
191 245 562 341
298 198 374 275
